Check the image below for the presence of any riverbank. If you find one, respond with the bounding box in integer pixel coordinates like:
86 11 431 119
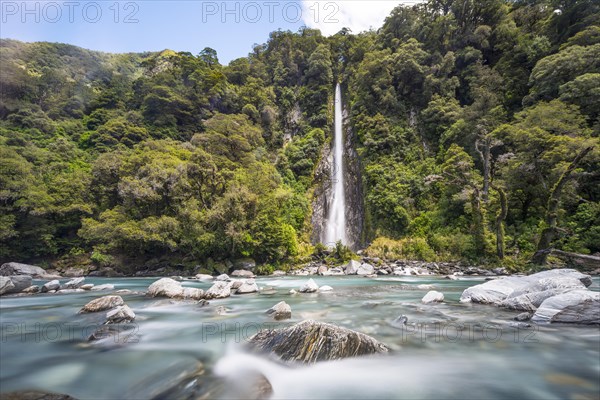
1 273 599 399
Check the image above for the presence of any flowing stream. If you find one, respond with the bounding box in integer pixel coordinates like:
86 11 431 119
1 275 599 399
324 83 347 246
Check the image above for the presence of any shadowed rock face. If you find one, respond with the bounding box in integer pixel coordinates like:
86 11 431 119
248 320 388 363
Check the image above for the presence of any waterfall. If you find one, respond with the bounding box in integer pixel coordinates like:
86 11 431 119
324 83 347 246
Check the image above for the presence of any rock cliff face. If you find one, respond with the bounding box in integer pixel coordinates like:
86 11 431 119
311 85 364 250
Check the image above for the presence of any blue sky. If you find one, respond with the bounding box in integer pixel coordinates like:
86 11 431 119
0 1 418 64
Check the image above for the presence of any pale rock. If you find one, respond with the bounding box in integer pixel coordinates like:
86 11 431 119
532 290 599 324
80 295 124 313
64 277 85 289
182 287 205 300
147 278 184 298
266 301 292 320
4 275 32 293
91 284 115 291
417 284 435 290
106 305 135 323
42 280 61 293
0 277 15 295
205 281 232 299
230 280 243 290
236 279 259 294
421 291 444 304
0 262 49 278
57 288 84 294
344 260 360 275
231 270 255 278
319 285 333 292
299 278 319 293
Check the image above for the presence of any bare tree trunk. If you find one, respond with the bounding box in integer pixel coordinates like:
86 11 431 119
532 146 593 265
471 187 487 257
492 184 508 259
475 138 491 203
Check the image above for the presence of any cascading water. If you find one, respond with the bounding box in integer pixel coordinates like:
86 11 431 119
324 83 347 246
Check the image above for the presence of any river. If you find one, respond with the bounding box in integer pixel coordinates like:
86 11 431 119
1 275 599 399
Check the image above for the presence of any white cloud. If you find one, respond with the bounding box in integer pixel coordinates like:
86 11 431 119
301 1 422 36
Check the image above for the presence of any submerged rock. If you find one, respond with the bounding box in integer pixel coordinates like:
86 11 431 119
266 301 291 320
531 290 599 324
422 291 444 304
248 320 388 363
299 278 319 293
205 281 232 299
80 295 124 313
514 312 533 322
56 289 85 294
319 285 333 292
106 304 136 324
91 284 115 291
0 391 76 400
80 284 94 290
22 285 40 294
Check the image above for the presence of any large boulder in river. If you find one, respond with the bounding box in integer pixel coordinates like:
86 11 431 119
106 304 136 324
266 301 292 320
299 278 319 293
205 281 232 299
248 320 388 363
0 262 55 279
235 279 259 294
2 275 32 294
80 295 124 313
500 276 586 311
147 278 204 300
531 290 599 324
0 277 15 295
460 269 592 306
63 277 85 289
42 280 61 293
148 278 185 298
422 290 444 304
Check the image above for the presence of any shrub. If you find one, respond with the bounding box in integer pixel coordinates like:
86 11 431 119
366 237 436 261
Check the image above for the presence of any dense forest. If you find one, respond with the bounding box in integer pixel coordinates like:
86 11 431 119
1 0 599 273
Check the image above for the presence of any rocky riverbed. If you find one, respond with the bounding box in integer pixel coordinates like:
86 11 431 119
1 261 599 399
